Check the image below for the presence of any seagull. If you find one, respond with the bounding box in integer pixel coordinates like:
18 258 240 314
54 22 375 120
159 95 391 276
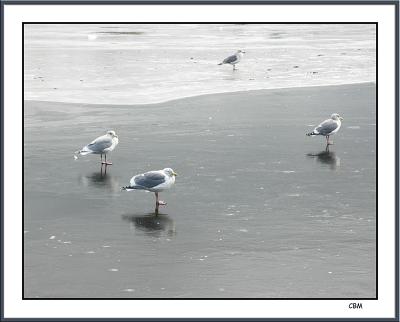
307 113 343 145
218 50 245 70
122 168 177 209
74 130 119 165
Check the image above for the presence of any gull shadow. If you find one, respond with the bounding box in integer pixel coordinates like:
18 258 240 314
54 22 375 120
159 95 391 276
79 165 120 191
122 213 176 237
307 146 340 170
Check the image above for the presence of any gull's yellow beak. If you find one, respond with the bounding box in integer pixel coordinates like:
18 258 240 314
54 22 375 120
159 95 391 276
339 117 344 121
172 171 178 177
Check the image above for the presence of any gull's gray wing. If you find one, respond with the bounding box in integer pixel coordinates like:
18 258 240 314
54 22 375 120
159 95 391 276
86 135 112 153
132 172 166 189
314 119 339 136
223 54 238 64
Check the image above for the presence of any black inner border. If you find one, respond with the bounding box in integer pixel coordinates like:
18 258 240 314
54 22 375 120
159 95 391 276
22 22 379 301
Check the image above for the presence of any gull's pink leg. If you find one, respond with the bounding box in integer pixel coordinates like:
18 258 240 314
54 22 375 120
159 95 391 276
155 192 166 206
154 193 159 214
104 154 113 166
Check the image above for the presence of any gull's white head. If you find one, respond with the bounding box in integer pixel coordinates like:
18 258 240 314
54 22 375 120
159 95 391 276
107 130 118 138
163 168 178 177
331 113 343 121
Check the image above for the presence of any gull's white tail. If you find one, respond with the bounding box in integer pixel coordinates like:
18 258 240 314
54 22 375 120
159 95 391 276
121 186 138 191
74 148 91 160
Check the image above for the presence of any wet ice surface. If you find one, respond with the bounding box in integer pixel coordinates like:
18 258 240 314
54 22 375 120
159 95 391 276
24 24 375 105
24 83 376 298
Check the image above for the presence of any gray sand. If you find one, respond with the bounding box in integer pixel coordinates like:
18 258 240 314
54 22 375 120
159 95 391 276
24 83 376 298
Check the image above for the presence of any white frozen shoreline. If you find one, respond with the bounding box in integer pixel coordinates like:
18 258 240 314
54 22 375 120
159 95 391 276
25 24 376 106
24 80 375 107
